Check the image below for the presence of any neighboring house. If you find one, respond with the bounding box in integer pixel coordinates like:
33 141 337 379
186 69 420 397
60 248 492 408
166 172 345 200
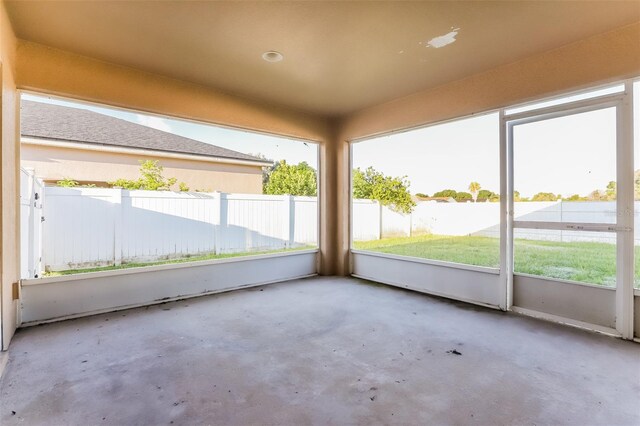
20 100 272 193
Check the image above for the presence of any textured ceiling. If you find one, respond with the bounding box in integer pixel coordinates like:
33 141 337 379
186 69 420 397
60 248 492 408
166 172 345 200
6 1 640 116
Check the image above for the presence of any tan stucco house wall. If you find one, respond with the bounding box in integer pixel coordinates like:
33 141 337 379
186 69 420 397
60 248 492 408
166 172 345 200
21 141 265 193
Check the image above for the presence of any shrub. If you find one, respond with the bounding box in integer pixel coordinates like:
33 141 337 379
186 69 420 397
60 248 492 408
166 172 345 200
454 191 472 202
532 192 559 202
109 160 177 191
57 177 79 187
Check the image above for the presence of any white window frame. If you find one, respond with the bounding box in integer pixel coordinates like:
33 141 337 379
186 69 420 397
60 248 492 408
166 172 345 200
502 86 633 337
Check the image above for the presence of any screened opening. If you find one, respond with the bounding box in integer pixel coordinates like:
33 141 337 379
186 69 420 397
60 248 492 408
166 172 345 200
19 93 319 279
511 106 619 287
351 112 500 270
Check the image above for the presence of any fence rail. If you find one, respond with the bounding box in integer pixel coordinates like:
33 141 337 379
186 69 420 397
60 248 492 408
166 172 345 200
353 199 639 245
40 187 318 272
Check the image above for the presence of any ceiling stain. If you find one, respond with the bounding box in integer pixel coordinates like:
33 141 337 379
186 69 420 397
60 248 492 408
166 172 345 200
426 28 460 49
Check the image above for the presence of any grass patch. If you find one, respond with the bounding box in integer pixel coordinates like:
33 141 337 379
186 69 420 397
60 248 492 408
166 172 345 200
44 246 314 277
353 234 500 268
354 234 635 287
514 238 618 287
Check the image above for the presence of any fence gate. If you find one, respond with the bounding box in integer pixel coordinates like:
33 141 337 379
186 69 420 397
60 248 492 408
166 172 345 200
20 168 44 279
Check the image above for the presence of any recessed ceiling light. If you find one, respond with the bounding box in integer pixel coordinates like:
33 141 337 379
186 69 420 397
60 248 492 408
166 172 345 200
262 51 284 62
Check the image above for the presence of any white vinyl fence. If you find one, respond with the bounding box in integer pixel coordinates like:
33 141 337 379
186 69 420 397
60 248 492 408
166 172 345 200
353 199 640 245
26 188 637 276
40 187 318 272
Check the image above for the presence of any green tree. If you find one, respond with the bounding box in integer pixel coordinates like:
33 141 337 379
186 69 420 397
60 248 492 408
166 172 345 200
478 189 499 202
415 193 429 199
432 189 458 199
588 189 607 201
109 160 177 191
352 167 415 214
605 181 616 200
468 181 481 202
179 182 189 192
532 192 559 202
564 194 587 201
263 160 317 196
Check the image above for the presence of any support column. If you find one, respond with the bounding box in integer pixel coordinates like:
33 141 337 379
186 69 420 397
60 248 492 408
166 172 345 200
319 120 351 276
319 121 352 275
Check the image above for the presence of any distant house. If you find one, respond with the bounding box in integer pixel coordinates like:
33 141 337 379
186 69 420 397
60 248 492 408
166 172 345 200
20 101 272 193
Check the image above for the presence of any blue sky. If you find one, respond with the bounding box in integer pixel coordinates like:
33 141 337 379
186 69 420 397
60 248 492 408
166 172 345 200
354 109 616 198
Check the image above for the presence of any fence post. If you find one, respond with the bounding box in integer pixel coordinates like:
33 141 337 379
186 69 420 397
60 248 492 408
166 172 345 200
112 188 123 266
35 177 44 277
282 195 294 248
211 192 227 254
377 201 382 240
211 192 219 254
288 195 295 248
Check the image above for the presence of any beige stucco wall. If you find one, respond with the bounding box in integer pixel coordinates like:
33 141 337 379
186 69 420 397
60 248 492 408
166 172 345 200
0 0 19 349
332 22 640 275
22 143 264 193
16 41 332 144
340 22 640 141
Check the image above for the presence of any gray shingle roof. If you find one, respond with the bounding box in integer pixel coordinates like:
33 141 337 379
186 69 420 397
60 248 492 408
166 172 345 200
21 100 271 164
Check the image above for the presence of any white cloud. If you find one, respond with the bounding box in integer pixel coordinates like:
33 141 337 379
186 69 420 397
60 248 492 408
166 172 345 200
136 114 173 133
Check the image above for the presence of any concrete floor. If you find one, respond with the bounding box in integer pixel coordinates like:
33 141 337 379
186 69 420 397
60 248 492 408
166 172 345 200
1 277 639 425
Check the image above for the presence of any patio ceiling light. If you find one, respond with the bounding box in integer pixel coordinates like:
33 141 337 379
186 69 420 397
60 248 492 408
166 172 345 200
262 51 283 62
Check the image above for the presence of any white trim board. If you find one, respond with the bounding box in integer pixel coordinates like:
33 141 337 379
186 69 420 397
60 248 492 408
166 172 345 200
351 251 502 309
22 249 318 286
511 306 620 338
20 251 318 325
350 249 499 275
513 274 616 329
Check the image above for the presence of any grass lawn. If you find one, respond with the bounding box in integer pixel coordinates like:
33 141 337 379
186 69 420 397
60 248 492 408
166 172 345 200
353 234 637 287
44 246 313 277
